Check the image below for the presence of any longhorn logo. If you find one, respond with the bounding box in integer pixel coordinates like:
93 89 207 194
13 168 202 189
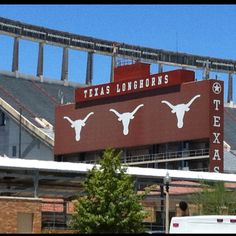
109 104 144 135
161 95 200 128
63 112 94 141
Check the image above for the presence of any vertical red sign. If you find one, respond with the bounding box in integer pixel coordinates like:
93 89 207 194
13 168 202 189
209 80 224 172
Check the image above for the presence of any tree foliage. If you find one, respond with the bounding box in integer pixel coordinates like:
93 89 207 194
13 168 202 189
191 181 236 215
70 148 148 234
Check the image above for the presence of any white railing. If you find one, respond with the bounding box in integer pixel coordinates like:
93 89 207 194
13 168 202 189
121 149 209 164
81 149 209 166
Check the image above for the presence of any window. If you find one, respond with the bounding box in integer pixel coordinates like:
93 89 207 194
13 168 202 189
12 146 17 157
0 111 6 126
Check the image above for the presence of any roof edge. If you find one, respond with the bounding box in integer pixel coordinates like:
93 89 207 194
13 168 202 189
0 97 54 147
0 70 87 88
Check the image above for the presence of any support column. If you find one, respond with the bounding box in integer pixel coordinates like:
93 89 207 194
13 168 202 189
227 73 233 104
18 107 22 159
12 37 19 72
85 51 93 85
34 170 39 198
61 47 68 81
158 63 163 73
203 68 210 80
110 45 117 83
110 55 116 83
203 60 210 80
37 42 44 78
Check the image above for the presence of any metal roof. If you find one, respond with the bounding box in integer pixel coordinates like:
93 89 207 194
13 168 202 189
0 156 236 199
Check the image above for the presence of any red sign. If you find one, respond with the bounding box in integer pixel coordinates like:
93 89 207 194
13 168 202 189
55 80 211 156
75 69 194 103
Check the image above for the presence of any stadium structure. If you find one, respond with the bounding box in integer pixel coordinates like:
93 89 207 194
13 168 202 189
0 17 236 233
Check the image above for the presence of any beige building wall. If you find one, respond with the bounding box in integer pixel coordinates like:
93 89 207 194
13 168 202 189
0 197 42 233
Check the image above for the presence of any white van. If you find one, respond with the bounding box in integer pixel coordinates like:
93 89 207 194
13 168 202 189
169 215 236 234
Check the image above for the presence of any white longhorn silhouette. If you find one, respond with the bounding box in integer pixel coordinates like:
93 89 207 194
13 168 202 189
161 95 200 128
109 104 144 135
63 112 94 141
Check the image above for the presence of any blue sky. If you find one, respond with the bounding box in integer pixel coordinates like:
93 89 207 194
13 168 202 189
0 4 236 101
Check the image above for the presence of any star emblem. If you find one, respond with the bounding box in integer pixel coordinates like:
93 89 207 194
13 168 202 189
212 82 222 94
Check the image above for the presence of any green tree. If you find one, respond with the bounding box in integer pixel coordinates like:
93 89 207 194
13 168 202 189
191 181 236 215
70 148 148 234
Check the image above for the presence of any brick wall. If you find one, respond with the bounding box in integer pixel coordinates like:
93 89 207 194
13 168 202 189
0 197 42 233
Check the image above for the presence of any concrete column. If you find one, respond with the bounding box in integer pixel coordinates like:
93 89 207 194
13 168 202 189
158 63 163 73
110 55 116 83
110 45 118 83
18 107 22 159
203 60 210 80
227 73 233 104
85 51 93 85
203 68 210 80
61 47 68 81
34 170 39 198
37 42 44 77
12 37 19 72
